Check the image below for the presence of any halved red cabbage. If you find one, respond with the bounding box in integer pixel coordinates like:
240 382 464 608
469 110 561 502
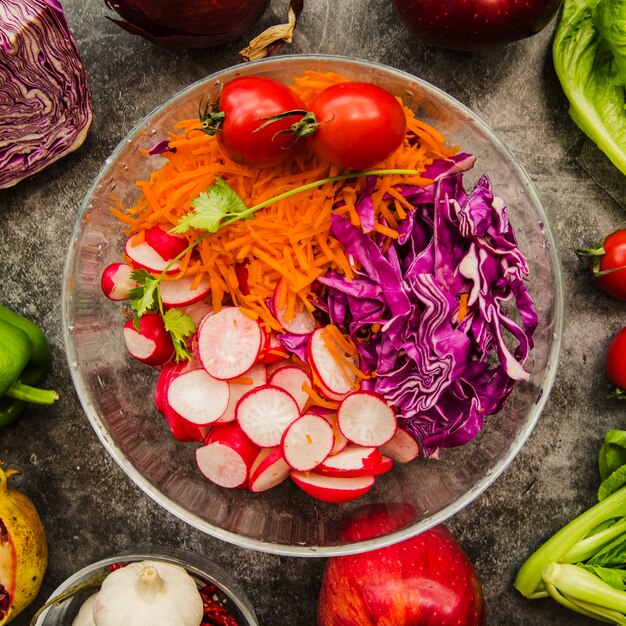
0 0 92 189
320 155 538 456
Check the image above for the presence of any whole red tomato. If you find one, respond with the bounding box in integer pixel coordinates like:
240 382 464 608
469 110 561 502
595 230 626 300
200 76 306 167
577 229 626 300
305 81 407 170
606 326 626 392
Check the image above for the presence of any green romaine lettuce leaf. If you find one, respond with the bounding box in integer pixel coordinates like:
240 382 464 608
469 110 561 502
553 0 626 175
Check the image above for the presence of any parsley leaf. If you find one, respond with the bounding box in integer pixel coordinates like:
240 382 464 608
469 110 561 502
128 269 160 318
171 177 250 234
163 309 196 362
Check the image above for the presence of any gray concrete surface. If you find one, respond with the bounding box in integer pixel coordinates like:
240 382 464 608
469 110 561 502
1 1 625 624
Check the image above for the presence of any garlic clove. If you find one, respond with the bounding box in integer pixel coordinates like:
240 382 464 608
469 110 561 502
71 593 97 626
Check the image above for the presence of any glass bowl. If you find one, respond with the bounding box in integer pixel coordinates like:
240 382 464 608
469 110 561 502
33 547 259 625
62 54 563 556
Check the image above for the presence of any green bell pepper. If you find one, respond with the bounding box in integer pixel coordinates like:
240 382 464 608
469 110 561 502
0 305 58 427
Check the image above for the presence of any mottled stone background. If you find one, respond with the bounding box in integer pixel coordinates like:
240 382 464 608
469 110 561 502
1 1 625 624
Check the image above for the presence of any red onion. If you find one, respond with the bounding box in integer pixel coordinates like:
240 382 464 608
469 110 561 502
104 0 303 54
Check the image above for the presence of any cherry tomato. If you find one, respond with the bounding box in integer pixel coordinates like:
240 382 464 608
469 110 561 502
201 76 306 167
578 229 626 300
306 82 407 170
606 326 626 392
595 230 626 300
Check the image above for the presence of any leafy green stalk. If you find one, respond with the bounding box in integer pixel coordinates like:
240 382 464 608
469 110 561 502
543 563 626 624
563 517 626 563
514 484 626 598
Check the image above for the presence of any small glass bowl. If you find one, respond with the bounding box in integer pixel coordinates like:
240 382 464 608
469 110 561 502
33 547 258 625
63 54 563 556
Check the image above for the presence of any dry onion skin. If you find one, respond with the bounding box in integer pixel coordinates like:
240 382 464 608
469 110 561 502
0 0 92 190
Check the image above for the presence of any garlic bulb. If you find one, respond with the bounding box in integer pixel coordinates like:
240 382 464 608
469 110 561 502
91 560 204 626
72 593 97 626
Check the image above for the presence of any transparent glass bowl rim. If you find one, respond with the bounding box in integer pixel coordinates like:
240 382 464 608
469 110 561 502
62 53 564 557
34 546 259 625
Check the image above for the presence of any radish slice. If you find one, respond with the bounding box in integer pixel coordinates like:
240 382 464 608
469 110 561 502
125 233 181 275
379 427 420 463
144 223 188 260
290 471 375 503
248 447 291 492
123 313 174 367
160 275 211 308
196 423 258 489
281 412 334 472
308 327 358 396
268 366 311 412
236 384 300 447
197 307 263 380
101 262 138 300
317 444 393 477
337 391 397 447
167 369 230 426
320 412 348 455
272 279 316 335
218 362 268 423
181 300 213 327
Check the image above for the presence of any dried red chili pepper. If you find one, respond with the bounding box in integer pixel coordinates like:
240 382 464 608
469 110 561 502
199 584 240 626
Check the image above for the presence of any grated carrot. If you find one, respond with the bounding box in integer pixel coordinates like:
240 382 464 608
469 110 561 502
112 70 456 329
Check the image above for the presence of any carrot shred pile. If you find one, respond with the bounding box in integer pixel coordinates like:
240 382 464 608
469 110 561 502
114 70 457 331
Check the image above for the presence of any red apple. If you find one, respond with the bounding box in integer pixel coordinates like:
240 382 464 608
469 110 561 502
391 0 563 51
318 504 485 625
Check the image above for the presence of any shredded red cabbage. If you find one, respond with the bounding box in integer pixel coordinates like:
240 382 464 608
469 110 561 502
319 154 538 456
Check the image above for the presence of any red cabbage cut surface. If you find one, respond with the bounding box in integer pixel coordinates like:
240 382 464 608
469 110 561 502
0 0 92 189
320 156 538 455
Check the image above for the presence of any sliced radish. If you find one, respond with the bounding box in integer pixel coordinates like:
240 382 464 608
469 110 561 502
266 359 295 378
380 427 420 463
317 411 348 455
337 391 397 447
308 327 358 396
218 362 268 424
258 331 290 365
123 313 174 367
101 262 138 300
125 233 181 275
160 275 211 308
236 384 300 447
272 279 316 335
281 412 334 472
196 423 259 489
197 307 263 380
268 366 311 412
317 444 393 477
156 362 205 442
248 447 291 492
144 223 188 260
181 300 213 327
234 262 250 296
167 368 230 426
290 471 375 504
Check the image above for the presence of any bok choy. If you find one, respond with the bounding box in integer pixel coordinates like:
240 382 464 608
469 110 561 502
515 430 626 624
552 0 626 175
